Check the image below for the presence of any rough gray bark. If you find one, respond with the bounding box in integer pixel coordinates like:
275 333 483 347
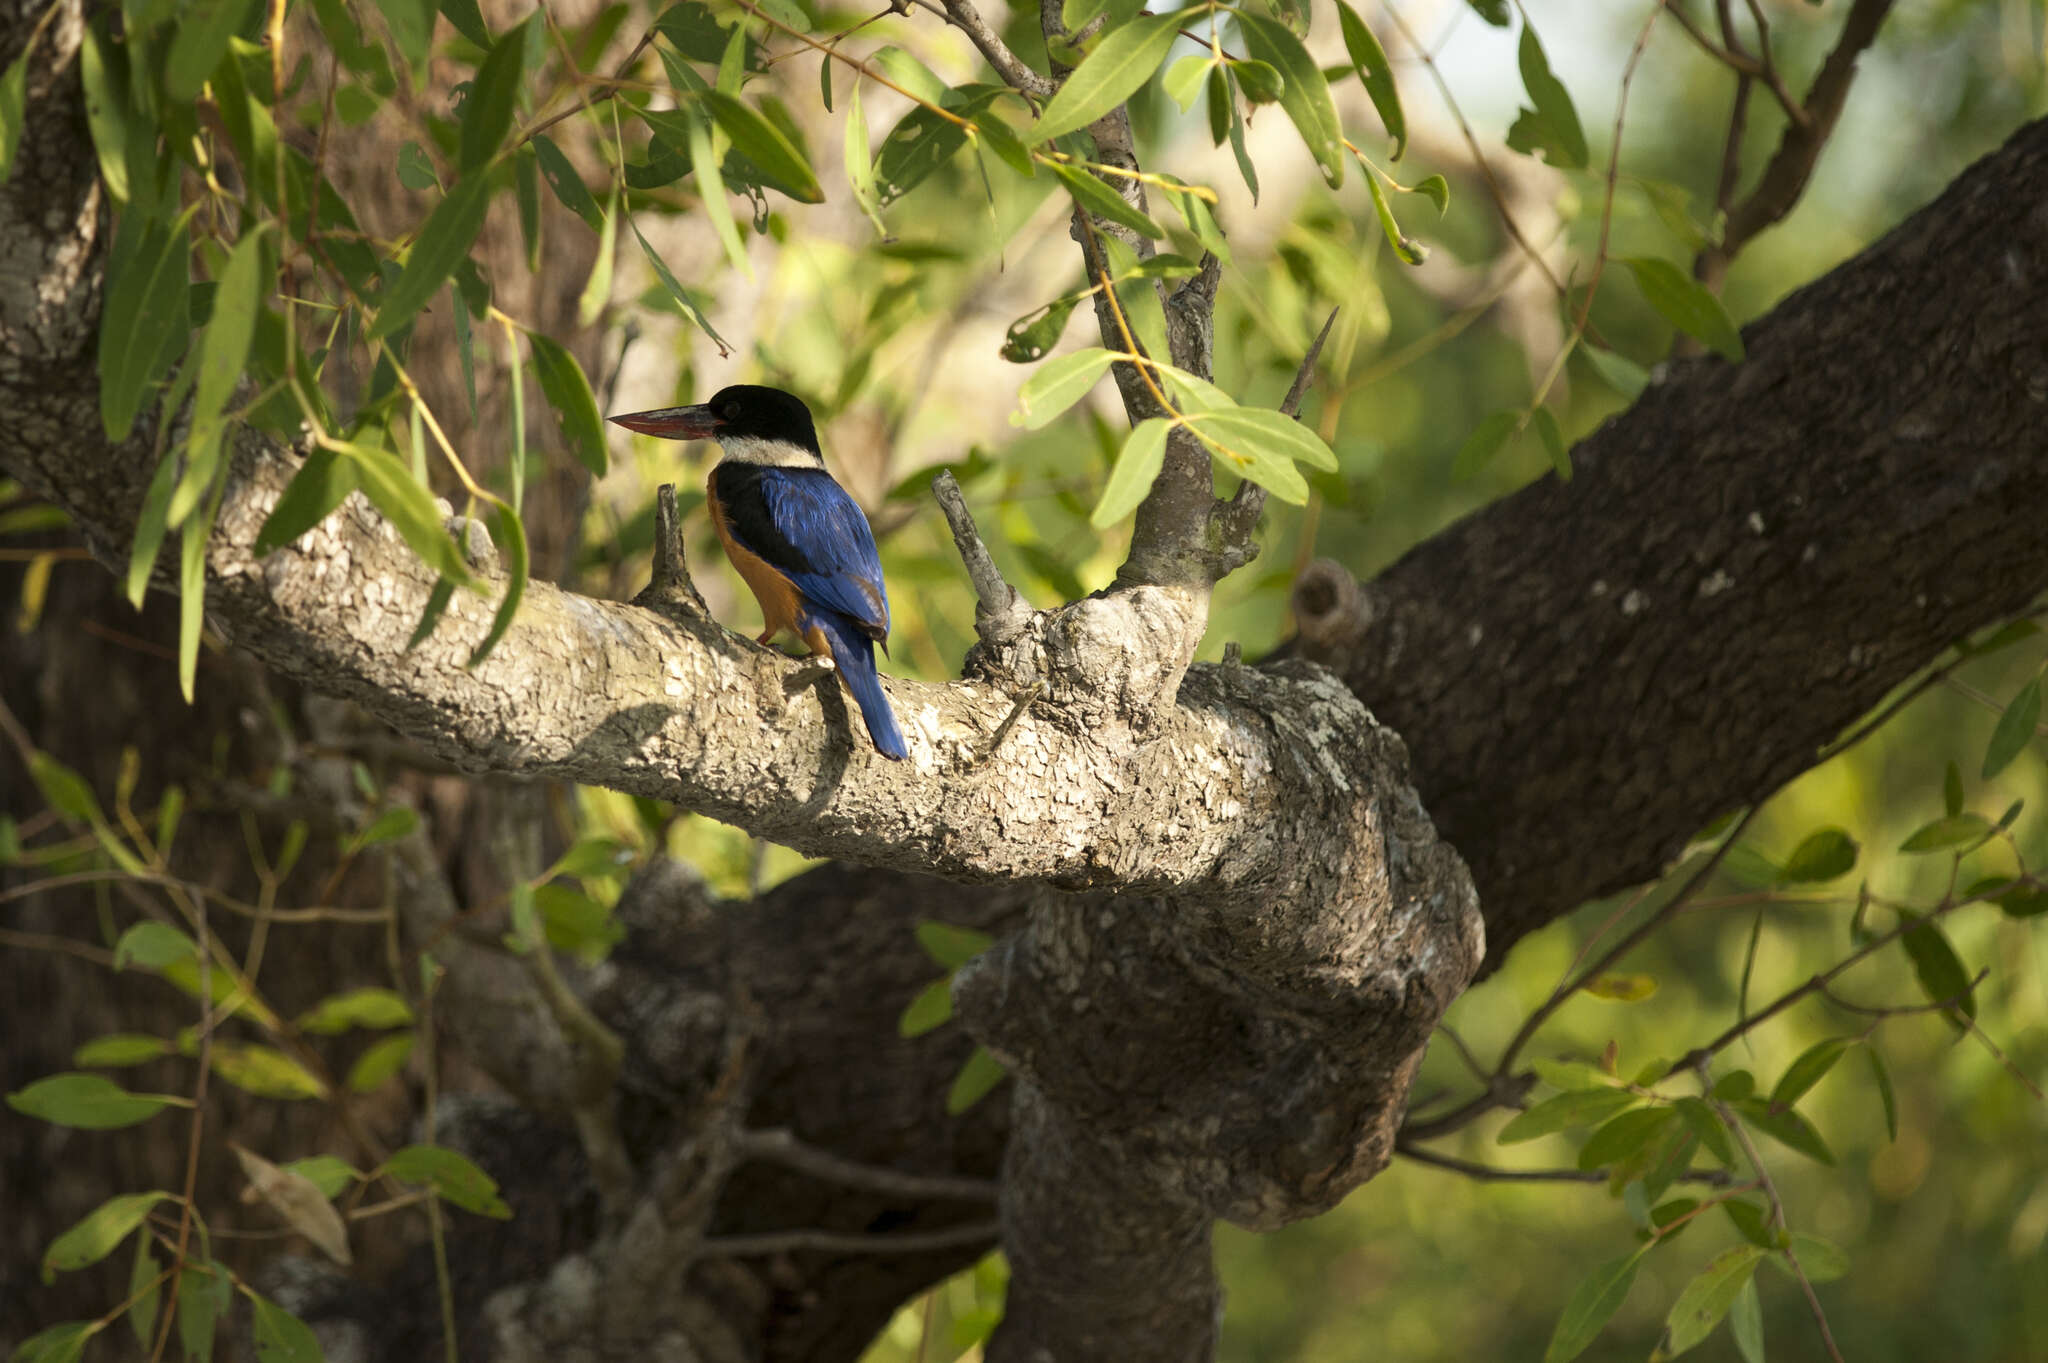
1295 110 2048 967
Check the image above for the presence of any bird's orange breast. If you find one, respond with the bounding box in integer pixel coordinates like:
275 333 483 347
708 475 804 640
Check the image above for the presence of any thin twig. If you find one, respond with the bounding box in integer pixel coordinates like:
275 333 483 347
938 0 1055 98
698 1220 1000 1259
933 471 1031 647
737 1128 1001 1202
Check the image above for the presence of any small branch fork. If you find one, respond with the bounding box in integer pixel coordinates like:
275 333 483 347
630 484 707 619
932 469 1032 648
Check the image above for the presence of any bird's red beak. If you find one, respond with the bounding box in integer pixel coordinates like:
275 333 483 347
607 404 723 441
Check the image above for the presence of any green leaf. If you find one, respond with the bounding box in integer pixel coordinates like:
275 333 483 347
945 1045 1008 1114
1898 811 1993 853
1944 760 1965 816
685 113 751 279
1335 0 1404 158
1713 1069 1755 1102
915 921 994 969
1770 1037 1850 1111
1542 1252 1641 1363
1577 1107 1675 1172
42 1191 169 1282
347 1032 416 1091
628 214 731 353
372 0 436 71
526 333 608 478
1898 910 1975 1028
1451 409 1521 480
369 174 491 341
328 439 474 585
1960 618 2041 658
1506 23 1586 170
1721 1198 1778 1248
11 1321 96 1363
113 922 198 970
282 1156 363 1198
464 502 528 666
382 1143 512 1218
407 576 458 651
210 1043 327 1099
126 453 180 609
1580 343 1649 400
164 0 258 101
1982 675 2041 780
255 448 360 556
1049 162 1166 238
126 1235 161 1347
1580 972 1656 1001
898 977 955 1037
702 90 824 203
30 752 103 823
7 1073 177 1130
1734 1097 1835 1166
1237 12 1344 187
1092 417 1170 528
533 134 606 231
1362 164 1425 265
516 145 543 271
1777 828 1857 883
1465 0 1509 24
534 882 621 958
1532 405 1570 480
1032 12 1183 145
1623 256 1744 362
1784 1232 1848 1283
176 484 216 704
74 1034 175 1067
1673 1097 1738 1168
1865 1045 1897 1141
1530 1059 1616 1092
250 1295 324 1363
173 228 267 527
0 46 30 185
1665 1246 1767 1356
297 987 414 1034
1994 880 2048 919
1014 347 1119 429
1163 55 1214 113
347 805 419 853
1497 1087 1638 1144
459 15 531 173
1183 402 1337 474
78 22 139 204
178 1261 233 1362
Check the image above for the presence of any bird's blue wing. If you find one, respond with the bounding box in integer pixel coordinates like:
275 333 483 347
753 467 891 639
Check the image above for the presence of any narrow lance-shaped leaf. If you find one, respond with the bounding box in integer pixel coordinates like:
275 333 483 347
527 334 608 478
1777 827 1857 883
1664 1246 1767 1357
327 440 475 586
1624 256 1745 362
575 190 616 328
1335 0 1404 158
1363 164 1425 265
369 175 492 341
1237 12 1345 187
1050 162 1166 238
1981 675 2041 780
460 14 532 173
1091 417 1170 528
255 448 360 555
1505 22 1587 169
686 114 751 278
1898 909 1976 1028
703 90 825 203
628 213 732 355
177 481 221 703
173 227 269 527
468 502 528 666
163 0 257 101
532 134 606 231
41 1192 170 1281
0 42 28 184
1769 1036 1851 1111
1543 1252 1641 1363
1013 347 1120 429
1452 409 1521 480
99 208 195 441
1032 12 1184 145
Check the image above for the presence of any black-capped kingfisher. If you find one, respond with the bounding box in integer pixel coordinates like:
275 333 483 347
608 385 910 761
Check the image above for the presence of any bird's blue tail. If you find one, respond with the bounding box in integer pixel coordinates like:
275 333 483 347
811 611 910 760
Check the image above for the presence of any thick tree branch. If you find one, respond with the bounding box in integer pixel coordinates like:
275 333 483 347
937 0 1055 99
1298 114 2048 967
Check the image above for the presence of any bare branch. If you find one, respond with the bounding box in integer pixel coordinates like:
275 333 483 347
1211 307 1338 570
699 1221 1000 1259
631 483 708 620
735 1127 1000 1203
938 0 1055 98
933 469 1031 647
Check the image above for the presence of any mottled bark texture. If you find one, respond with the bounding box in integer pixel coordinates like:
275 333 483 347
1294 113 2048 968
1 5 1484 1361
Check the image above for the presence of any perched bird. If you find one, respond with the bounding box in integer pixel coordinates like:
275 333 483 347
608 385 910 760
